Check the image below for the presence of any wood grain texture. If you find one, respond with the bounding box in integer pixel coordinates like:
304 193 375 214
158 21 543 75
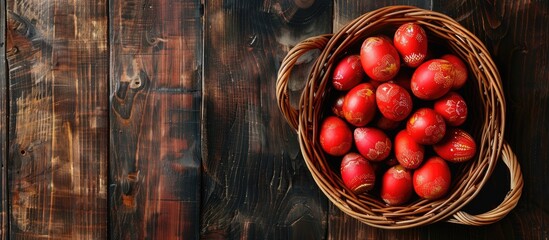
201 0 331 238
0 0 546 239
109 0 202 239
333 0 434 32
6 0 108 239
0 1 7 239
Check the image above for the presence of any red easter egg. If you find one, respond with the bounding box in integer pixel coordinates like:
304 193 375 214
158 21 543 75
411 59 455 100
341 152 376 194
413 156 452 200
394 23 428 67
360 36 401 82
381 165 414 205
343 83 377 127
354 127 392 162
406 108 446 145
319 116 353 156
394 130 425 169
434 128 477 163
434 92 468 126
332 55 365 91
376 82 413 121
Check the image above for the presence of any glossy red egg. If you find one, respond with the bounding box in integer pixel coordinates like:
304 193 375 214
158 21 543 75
340 152 376 194
406 108 446 145
434 128 477 163
381 165 414 206
376 82 413 121
394 130 425 169
331 93 346 118
394 23 428 67
319 116 353 156
441 54 468 90
332 55 365 91
411 59 455 100
343 83 377 127
360 36 401 82
354 127 392 162
413 156 452 200
434 92 468 126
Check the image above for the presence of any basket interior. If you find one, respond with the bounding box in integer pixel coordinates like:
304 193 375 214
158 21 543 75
296 6 505 228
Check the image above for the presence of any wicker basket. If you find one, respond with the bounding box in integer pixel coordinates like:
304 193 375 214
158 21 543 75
276 5 523 229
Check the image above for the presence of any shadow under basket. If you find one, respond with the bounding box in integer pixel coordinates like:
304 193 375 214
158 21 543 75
276 5 523 229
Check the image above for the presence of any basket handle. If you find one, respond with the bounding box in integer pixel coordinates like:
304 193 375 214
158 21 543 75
276 34 332 130
448 142 523 226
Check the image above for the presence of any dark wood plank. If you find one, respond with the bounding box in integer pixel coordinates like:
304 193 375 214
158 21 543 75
333 1 434 32
6 0 108 238
201 0 332 238
108 0 202 239
329 0 549 239
0 1 7 239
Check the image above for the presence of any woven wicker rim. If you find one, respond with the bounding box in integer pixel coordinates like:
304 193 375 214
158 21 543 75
276 5 523 229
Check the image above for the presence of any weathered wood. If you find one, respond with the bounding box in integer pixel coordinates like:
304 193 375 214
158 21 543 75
333 1 434 32
0 1 7 239
0 0 545 239
6 0 108 239
108 0 202 239
201 0 332 238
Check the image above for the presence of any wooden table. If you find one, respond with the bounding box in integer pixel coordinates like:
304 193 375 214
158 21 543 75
1 0 547 239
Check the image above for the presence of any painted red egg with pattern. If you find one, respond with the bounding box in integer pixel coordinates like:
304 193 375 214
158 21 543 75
413 156 452 200
376 82 413 121
406 108 446 145
332 55 365 91
394 130 425 169
381 165 414 206
340 152 376 194
394 23 428 67
354 127 392 162
441 54 468 90
360 36 401 82
342 83 377 127
411 59 455 100
434 128 477 163
434 92 468 126
319 116 353 156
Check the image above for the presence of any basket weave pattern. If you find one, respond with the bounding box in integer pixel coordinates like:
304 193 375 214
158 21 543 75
276 6 523 229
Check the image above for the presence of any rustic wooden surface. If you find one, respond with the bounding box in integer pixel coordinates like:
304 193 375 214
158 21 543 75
200 0 331 238
0 0 548 239
0 0 6 238
109 0 202 239
6 0 108 239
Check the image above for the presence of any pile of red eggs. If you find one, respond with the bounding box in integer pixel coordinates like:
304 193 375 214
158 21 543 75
319 23 477 206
